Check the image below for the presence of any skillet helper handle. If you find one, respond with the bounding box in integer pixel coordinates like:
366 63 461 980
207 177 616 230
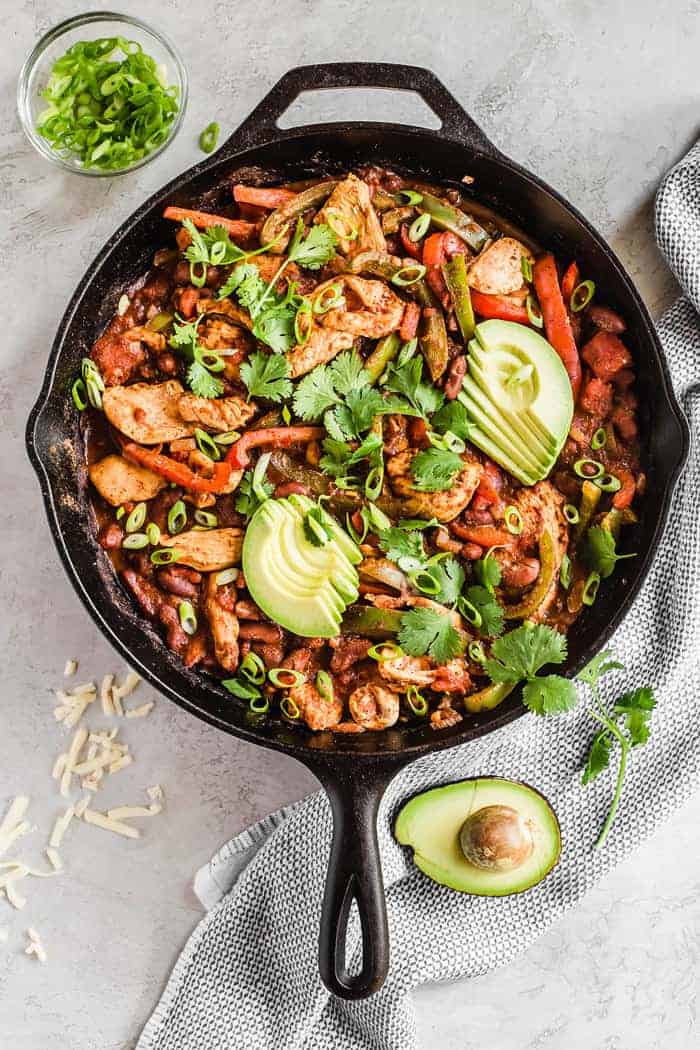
313 762 395 999
229 62 500 156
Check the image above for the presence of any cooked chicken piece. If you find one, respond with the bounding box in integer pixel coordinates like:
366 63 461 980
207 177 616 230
430 695 463 730
120 325 167 352
386 449 483 522
88 454 166 506
377 655 435 689
204 574 239 671
315 174 387 256
103 380 193 444
467 237 534 296
159 527 243 572
196 298 253 331
348 682 399 730
383 414 409 455
318 275 405 339
177 393 256 433
359 557 409 593
91 331 145 387
185 451 243 495
497 480 568 621
286 326 354 378
289 682 343 731
198 317 254 380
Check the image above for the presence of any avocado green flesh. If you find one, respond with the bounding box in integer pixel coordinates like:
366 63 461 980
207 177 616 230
394 777 561 896
468 344 559 451
464 427 538 486
464 363 557 459
288 493 362 565
242 497 360 638
459 388 547 479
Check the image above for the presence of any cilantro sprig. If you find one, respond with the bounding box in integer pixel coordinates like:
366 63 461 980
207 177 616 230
410 448 463 492
398 606 465 665
169 314 224 399
577 650 655 848
483 624 577 715
239 350 292 403
381 354 445 419
584 526 636 578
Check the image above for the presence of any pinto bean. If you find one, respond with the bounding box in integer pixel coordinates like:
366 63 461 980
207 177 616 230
98 522 124 550
444 355 467 400
273 481 310 499
157 351 178 375
121 569 162 619
173 261 191 284
588 304 626 334
408 418 430 448
253 641 286 668
434 527 463 554
501 557 540 589
157 566 202 597
183 632 208 667
158 602 189 655
234 598 264 619
462 542 484 560
239 622 283 644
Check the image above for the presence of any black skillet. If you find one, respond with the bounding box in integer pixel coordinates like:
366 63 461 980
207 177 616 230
26 63 688 999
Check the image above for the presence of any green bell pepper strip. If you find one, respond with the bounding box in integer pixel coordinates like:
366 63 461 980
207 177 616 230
346 251 404 281
573 480 602 546
260 180 339 250
413 280 448 381
442 254 476 341
381 206 415 234
417 193 489 252
463 682 514 713
340 605 403 638
502 529 557 621
364 332 401 383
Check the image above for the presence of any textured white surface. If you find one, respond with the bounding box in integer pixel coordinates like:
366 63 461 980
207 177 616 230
1 1 699 1047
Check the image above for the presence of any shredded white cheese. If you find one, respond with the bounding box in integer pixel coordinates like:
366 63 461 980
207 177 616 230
100 674 115 716
63 659 78 678
60 727 88 798
82 808 140 839
125 702 154 719
0 797 31 859
49 806 74 849
113 671 141 702
45 847 62 872
25 927 47 963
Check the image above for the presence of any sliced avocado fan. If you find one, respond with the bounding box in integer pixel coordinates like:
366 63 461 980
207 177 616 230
458 319 574 486
242 494 361 638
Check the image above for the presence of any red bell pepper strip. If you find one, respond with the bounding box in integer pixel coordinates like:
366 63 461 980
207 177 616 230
470 289 530 324
399 301 421 342
122 442 232 494
232 185 296 209
163 206 258 240
449 522 514 547
561 261 579 304
400 224 423 260
226 427 325 471
612 468 636 510
422 233 449 301
532 254 582 399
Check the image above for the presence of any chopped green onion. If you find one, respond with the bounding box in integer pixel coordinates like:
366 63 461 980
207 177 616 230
366 502 392 533
115 506 125 521
269 668 306 688
282 405 292 425
294 298 313 343
71 378 88 411
458 597 482 629
85 378 104 410
504 505 523 535
345 512 368 545
194 428 222 461
82 357 105 392
125 503 147 534
391 264 427 287
468 640 486 663
146 522 161 546
313 284 345 315
521 256 533 283
526 293 544 329
574 458 604 479
408 213 431 242
406 686 428 717
563 503 580 524
582 571 601 605
410 569 441 596
325 209 358 241
215 567 238 586
591 427 607 450
396 190 423 206
213 430 241 446
249 694 270 714
280 696 301 720
570 280 595 312
427 429 466 454
151 547 180 565
199 121 220 154
240 651 266 685
167 500 187 534
594 473 622 493
316 670 334 703
194 509 218 528
305 513 330 546
560 553 572 590
367 642 403 662
222 677 261 701
147 311 173 332
193 346 226 372
506 363 534 388
122 533 149 550
252 452 272 504
178 600 197 636
364 465 384 502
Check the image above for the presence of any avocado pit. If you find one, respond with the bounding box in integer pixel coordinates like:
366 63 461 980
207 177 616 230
459 804 534 873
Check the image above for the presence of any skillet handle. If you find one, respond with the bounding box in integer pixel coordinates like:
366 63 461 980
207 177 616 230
311 758 402 999
226 62 500 156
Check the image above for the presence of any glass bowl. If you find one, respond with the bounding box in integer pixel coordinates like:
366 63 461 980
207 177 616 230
17 12 188 177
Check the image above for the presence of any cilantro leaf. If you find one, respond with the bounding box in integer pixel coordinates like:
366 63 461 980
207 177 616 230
473 551 502 594
582 729 613 784
287 220 338 270
431 400 474 440
183 220 246 270
398 607 465 665
239 351 292 402
169 315 202 357
577 648 625 689
318 432 382 477
186 360 224 399
378 527 426 572
252 306 297 353
293 364 341 421
235 466 274 518
614 686 656 746
410 448 463 492
328 350 370 396
382 356 444 418
218 262 267 309
463 585 504 637
484 624 567 684
522 674 578 716
584 526 636 579
421 557 465 607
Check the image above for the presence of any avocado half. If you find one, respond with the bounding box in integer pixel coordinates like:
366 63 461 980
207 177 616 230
394 776 561 896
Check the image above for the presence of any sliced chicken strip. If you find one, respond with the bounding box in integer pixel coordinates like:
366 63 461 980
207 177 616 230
286 327 354 378
159 527 243 572
103 380 192 444
88 454 166 506
386 449 483 522
315 174 387 256
318 275 405 339
467 237 534 296
204 574 239 672
348 682 399 730
289 682 343 730
177 393 257 433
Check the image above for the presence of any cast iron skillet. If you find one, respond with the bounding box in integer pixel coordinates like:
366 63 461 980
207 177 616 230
26 63 688 999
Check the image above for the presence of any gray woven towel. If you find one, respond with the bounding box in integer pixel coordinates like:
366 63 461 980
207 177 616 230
138 147 700 1050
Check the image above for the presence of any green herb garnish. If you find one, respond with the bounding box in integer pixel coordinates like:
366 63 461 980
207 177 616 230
398 607 465 665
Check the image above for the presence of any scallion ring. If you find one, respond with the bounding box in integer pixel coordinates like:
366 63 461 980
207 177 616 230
364 465 384 502
199 121 220 154
189 261 207 288
122 532 149 550
252 452 272 504
594 473 622 493
582 571 601 606
249 694 270 715
504 505 523 535
563 503 580 525
151 547 180 565
167 500 187 534
560 553 572 590
316 670 334 703
408 213 431 242
313 284 345 315
458 597 482 629
521 256 534 283
194 509 218 528
146 522 161 546
240 651 266 685
194 428 222 461
366 502 392 532
406 686 428 717
468 640 486 664
178 600 197 636
125 503 147 533
396 190 423 206
193 346 226 372
280 696 301 720
81 357 105 393
526 293 544 329
115 506 125 521
570 280 595 313
346 512 368 545
282 405 292 426
574 458 604 479
213 430 241 446
222 677 260 701
591 427 608 450
294 298 313 343
215 567 238 586
367 642 404 662
391 264 427 287
335 474 361 491
325 209 358 241
409 569 441 596
71 378 88 411
269 668 306 689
